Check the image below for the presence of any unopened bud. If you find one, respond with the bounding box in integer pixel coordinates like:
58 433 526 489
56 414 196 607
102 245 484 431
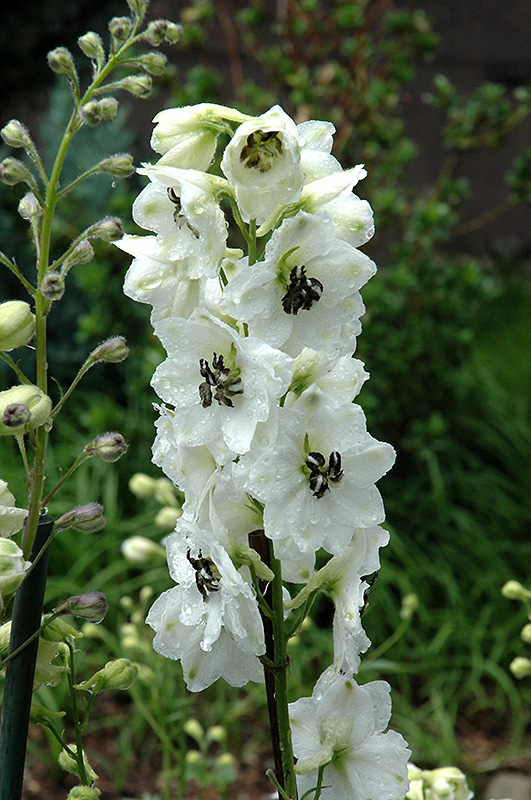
128 472 158 498
136 52 167 76
30 704 66 726
40 616 80 643
77 657 138 693
47 47 77 78
77 32 104 61
96 153 135 178
1 119 33 150
89 336 129 364
215 752 237 769
0 157 32 186
109 16 132 41
153 477 178 507
58 592 109 623
400 592 419 621
510 656 531 679
40 272 65 302
0 384 51 435
58 745 98 782
66 786 101 800
155 505 181 530
183 718 204 742
65 239 94 268
127 0 148 19
2 403 31 429
56 503 106 533
121 536 165 564
502 580 531 601
98 97 119 121
87 216 124 242
18 192 42 221
0 300 35 350
144 19 182 46
85 431 128 462
0 538 31 596
119 74 152 99
185 750 203 765
206 724 226 743
521 623 531 643
80 100 103 126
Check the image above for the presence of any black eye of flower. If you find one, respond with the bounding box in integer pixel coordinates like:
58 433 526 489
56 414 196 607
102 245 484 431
187 549 221 600
166 186 200 238
198 353 243 408
305 450 343 498
239 129 284 173
282 265 323 315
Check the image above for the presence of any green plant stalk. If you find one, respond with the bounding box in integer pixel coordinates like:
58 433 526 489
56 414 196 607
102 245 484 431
66 641 89 785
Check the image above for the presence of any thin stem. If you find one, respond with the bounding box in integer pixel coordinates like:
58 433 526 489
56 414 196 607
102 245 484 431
0 253 35 297
66 641 89 785
41 450 90 506
51 356 96 418
15 436 31 484
248 219 257 265
362 616 411 665
0 352 32 384
0 611 61 666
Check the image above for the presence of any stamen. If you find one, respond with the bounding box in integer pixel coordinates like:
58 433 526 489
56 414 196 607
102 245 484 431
198 353 243 409
187 549 221 600
166 186 200 238
282 266 323 315
305 450 343 498
239 130 284 173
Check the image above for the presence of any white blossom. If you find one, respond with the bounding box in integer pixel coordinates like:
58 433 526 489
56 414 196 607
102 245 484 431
221 210 374 357
0 479 27 538
146 519 265 691
290 669 411 800
286 347 369 407
297 119 342 183
221 105 304 223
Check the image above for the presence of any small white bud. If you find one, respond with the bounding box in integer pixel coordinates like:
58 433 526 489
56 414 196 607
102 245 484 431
18 192 42 220
502 580 531 601
121 536 165 564
0 384 51 436
89 336 129 364
0 300 35 351
510 657 531 679
47 47 77 78
1 119 33 150
77 32 105 61
0 157 32 186
76 657 138 693
109 16 132 41
128 472 158 498
87 216 124 242
85 432 128 462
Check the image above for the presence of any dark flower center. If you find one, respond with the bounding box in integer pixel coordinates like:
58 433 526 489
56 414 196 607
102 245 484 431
305 450 343 499
282 265 323 315
198 352 243 408
187 549 221 600
239 129 283 173
167 187 199 238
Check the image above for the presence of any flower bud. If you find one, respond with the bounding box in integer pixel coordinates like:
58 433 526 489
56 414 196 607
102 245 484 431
58 745 98 782
98 97 119 121
128 472 158 498
96 153 135 178
2 403 31 429
154 505 181 530
206 724 225 743
47 47 77 78
400 592 419 621
0 300 35 350
153 477 178 507
40 272 65 302
40 616 80 643
18 192 42 221
55 503 106 533
0 157 32 186
215 752 237 770
89 336 129 364
121 536 165 564
119 74 152 99
109 16 132 41
77 657 138 693
127 0 148 19
185 750 203 765
0 538 31 596
66 786 101 800
144 19 182 46
65 239 94 269
1 119 33 150
136 52 168 76
521 623 531 644
29 704 66 726
58 592 109 623
183 718 204 742
77 32 104 61
0 384 51 436
510 656 531 679
0 479 27 538
85 431 128 462
80 100 103 126
87 216 124 242
502 580 531 601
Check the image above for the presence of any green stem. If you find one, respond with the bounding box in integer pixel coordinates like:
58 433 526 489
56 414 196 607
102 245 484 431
0 610 61 666
0 352 32 384
41 450 90 506
0 253 35 297
66 641 89 785
248 219 257 265
362 617 411 665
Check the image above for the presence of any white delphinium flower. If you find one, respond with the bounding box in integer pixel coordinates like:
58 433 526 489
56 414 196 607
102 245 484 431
297 119 342 183
151 102 251 170
146 518 265 691
133 164 231 276
221 105 304 223
151 309 293 454
407 765 474 800
0 479 27 538
290 668 411 800
220 210 375 357
286 527 390 672
286 347 369 407
236 389 395 556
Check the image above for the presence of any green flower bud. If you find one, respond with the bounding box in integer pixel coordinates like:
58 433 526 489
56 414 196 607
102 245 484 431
128 472 158 498
153 477 178 507
80 99 103 126
119 74 152 99
127 0 148 19
87 216 124 242
502 580 531 601
161 21 182 44
0 384 51 435
185 750 203 765
85 431 128 462
96 153 135 178
0 538 30 595
59 592 109 622
77 31 105 61
183 718 204 742
47 47 77 78
400 592 419 621
56 503 106 533
510 656 531 678
136 52 168 76
144 19 182 46
89 336 129 364
98 97 119 121
66 786 101 800
65 239 94 269
109 16 132 41
58 745 98 782
18 192 42 221
121 535 165 564
1 119 33 150
29 704 66 726
0 157 32 186
0 300 35 351
154 505 181 530
206 724 226 743
77 657 138 693
40 272 65 302
40 616 81 643
2 403 31 429
521 623 531 644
